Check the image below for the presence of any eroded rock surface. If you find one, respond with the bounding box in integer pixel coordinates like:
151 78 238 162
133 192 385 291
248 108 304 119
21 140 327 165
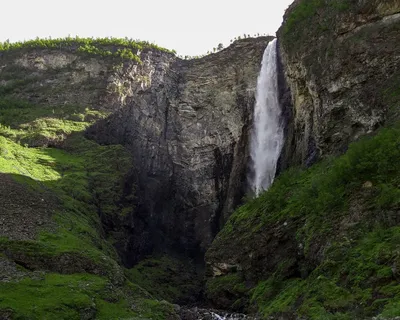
85 37 272 264
205 0 400 317
277 0 400 167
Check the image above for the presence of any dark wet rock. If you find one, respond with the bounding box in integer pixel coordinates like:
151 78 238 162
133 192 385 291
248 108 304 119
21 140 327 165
277 0 400 167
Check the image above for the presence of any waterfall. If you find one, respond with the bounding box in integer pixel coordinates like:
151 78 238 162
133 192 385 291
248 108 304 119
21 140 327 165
249 38 283 196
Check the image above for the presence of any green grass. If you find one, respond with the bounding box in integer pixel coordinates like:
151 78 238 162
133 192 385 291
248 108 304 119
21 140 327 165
125 255 202 304
208 125 400 318
251 278 305 316
0 84 179 319
0 273 104 320
282 0 351 51
206 273 247 310
0 273 175 320
0 130 130 280
0 129 133 274
221 126 400 248
249 227 400 319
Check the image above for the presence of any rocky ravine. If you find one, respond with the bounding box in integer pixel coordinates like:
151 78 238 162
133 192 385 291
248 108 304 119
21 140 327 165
205 0 400 318
0 37 271 267
0 38 273 318
85 37 273 265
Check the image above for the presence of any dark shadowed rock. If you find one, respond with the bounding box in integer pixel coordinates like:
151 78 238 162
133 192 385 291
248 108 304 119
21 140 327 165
84 37 273 264
277 0 400 167
0 37 273 266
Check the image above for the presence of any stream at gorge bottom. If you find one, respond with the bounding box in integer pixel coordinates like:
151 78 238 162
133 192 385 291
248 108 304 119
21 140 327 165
179 307 258 320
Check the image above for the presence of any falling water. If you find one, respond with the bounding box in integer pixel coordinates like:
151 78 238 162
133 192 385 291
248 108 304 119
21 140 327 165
249 38 284 196
181 308 252 319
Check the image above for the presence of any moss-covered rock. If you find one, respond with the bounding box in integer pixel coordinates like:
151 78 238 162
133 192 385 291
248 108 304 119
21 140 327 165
0 85 179 318
0 272 179 320
125 255 203 305
277 0 400 168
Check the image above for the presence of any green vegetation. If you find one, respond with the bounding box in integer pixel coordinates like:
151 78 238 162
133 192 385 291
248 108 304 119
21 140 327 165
0 94 176 318
0 101 132 222
250 227 400 319
206 273 248 311
222 126 400 248
209 125 400 318
283 0 350 33
282 0 351 50
0 273 176 320
0 36 176 63
125 255 203 304
0 99 106 146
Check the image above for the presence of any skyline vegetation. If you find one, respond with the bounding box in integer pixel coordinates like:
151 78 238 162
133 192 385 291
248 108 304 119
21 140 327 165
0 36 176 63
0 34 272 62
178 33 273 60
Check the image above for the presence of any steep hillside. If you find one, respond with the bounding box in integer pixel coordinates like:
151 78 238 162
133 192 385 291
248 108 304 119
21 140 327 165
0 37 268 318
0 36 270 265
277 0 400 168
206 125 400 319
205 0 400 319
0 44 180 317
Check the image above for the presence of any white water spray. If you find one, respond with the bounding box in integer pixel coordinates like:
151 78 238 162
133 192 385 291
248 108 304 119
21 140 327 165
249 38 284 196
210 311 247 320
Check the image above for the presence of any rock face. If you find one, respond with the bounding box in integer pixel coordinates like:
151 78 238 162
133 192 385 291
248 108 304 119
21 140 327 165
85 37 272 264
0 37 271 265
205 0 400 317
277 0 400 167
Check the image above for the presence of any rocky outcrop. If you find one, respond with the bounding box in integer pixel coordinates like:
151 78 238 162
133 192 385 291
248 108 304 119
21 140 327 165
277 0 400 167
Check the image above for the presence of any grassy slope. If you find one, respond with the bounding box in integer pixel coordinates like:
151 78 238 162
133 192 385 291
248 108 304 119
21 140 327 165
125 255 203 305
206 125 400 319
206 2 400 317
0 96 178 319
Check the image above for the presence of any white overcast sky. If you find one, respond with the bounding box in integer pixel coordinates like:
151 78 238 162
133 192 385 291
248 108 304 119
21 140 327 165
0 0 293 56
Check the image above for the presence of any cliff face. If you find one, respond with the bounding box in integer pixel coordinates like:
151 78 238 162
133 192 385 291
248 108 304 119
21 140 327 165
85 38 272 263
277 0 400 167
205 0 400 318
0 38 273 318
0 37 271 266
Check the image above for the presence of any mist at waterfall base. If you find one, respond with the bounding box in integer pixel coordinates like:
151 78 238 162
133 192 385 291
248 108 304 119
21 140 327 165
249 38 284 196
181 308 250 320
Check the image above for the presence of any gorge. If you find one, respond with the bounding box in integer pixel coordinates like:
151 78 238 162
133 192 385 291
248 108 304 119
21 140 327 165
1 0 400 319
